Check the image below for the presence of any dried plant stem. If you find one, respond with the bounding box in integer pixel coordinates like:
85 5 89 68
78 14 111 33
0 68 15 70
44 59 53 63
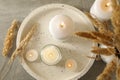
116 58 120 80
2 20 19 57
85 12 110 33
111 5 120 51
111 0 119 9
91 31 113 46
92 47 115 56
87 55 101 61
75 31 113 47
94 39 113 47
111 5 120 34
97 58 117 80
75 32 97 40
114 35 120 52
91 32 113 42
9 24 37 63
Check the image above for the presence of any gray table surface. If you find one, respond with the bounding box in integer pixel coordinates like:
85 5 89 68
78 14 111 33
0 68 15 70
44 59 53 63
0 0 115 80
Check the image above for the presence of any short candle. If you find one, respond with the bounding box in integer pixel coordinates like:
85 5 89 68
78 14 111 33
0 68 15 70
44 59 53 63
65 59 77 71
26 49 38 62
49 15 74 40
41 45 62 65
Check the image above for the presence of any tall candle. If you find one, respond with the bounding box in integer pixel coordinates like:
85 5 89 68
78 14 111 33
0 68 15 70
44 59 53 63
26 49 38 62
90 0 113 21
49 15 74 40
41 44 62 65
100 45 114 63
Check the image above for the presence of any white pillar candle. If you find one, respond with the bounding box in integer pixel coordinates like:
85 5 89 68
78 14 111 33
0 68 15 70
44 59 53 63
65 59 77 71
49 15 74 40
100 45 114 63
26 49 38 62
41 45 62 65
90 0 113 21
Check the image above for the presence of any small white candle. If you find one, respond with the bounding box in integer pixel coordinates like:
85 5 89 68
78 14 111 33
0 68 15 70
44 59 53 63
90 0 113 21
65 59 77 71
41 45 62 65
49 15 74 40
26 49 38 62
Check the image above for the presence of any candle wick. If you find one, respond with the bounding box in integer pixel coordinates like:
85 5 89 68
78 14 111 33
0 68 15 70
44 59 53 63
68 63 72 68
60 22 65 28
49 53 54 58
105 2 111 7
29 54 33 57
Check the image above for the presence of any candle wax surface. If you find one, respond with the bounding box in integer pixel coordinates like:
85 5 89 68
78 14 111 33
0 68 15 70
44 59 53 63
26 49 38 62
101 0 112 12
41 45 62 65
65 59 77 71
49 15 74 40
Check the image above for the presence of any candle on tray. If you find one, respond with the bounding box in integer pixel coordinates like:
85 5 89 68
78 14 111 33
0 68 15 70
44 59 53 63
41 44 62 65
65 59 77 71
26 49 38 62
49 15 74 40
90 0 113 21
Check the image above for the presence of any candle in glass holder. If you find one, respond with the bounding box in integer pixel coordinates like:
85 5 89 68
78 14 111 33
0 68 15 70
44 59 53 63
65 59 77 71
49 15 74 40
26 49 38 62
90 0 113 21
40 44 62 65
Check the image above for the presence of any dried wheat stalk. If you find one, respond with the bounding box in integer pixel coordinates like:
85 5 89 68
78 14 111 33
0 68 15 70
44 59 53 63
113 4 120 78
9 24 37 63
75 31 113 47
91 31 113 42
114 35 120 52
116 58 120 80
92 47 115 56
111 5 120 51
2 20 19 57
75 32 97 40
92 31 113 46
97 58 117 80
94 38 114 47
85 12 110 33
111 0 119 9
111 5 120 34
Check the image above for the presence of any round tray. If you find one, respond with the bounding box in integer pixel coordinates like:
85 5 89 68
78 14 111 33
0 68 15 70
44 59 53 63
16 4 95 80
